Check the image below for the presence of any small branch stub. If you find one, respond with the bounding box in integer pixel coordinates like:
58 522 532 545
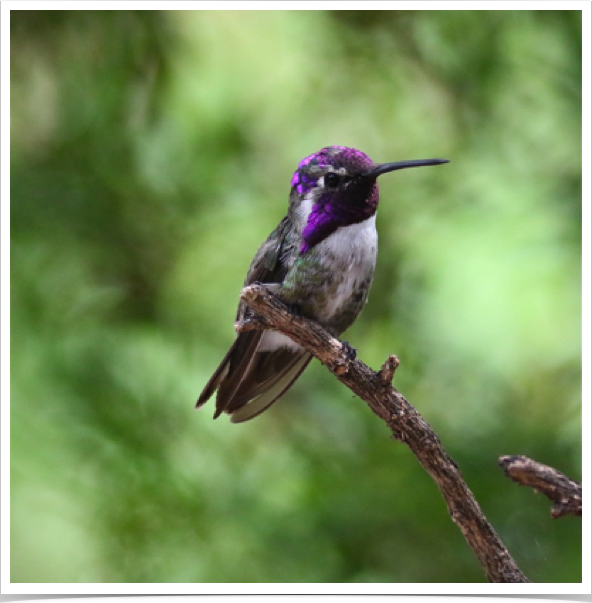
499 455 582 519
379 354 400 386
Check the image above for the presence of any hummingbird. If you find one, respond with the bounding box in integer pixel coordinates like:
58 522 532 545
197 146 448 423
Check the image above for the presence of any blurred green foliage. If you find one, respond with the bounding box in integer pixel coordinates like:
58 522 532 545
10 10 581 583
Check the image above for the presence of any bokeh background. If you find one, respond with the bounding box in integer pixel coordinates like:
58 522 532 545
10 10 582 583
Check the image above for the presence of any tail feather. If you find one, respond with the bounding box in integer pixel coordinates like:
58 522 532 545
196 330 311 422
230 353 312 423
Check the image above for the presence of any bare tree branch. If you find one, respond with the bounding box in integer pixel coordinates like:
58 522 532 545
237 283 530 583
499 455 582 519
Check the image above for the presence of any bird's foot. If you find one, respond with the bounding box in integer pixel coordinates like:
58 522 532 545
340 340 357 361
286 302 302 319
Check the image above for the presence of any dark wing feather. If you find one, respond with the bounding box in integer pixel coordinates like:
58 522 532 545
195 329 264 414
196 216 306 421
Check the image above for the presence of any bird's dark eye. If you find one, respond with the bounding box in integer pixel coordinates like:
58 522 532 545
325 172 340 188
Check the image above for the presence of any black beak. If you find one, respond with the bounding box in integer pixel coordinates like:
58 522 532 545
363 158 449 178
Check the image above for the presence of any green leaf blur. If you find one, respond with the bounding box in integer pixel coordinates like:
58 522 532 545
10 10 582 583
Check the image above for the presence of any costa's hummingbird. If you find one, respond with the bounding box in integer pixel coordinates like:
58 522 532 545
197 146 448 422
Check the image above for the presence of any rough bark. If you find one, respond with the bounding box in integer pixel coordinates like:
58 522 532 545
499 455 582 519
237 283 530 583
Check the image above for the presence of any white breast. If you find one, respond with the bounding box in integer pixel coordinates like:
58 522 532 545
319 214 377 262
315 215 378 321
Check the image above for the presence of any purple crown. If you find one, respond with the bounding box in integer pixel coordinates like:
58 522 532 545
290 146 374 195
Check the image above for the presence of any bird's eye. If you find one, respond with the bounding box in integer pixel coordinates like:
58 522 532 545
324 173 340 188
